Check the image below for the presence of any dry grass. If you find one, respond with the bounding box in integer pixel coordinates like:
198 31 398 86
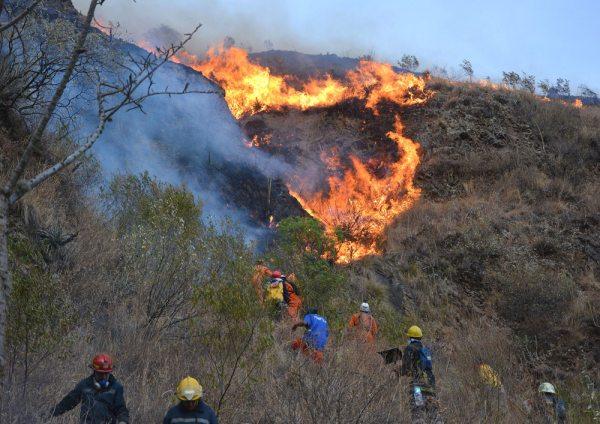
2 83 599 422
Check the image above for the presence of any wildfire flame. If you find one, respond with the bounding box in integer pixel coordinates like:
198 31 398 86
150 44 431 262
288 118 420 263
176 46 429 118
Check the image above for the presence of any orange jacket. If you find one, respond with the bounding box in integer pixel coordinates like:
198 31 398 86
283 281 302 308
348 312 379 343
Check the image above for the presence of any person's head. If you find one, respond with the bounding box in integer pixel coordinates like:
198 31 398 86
271 270 282 279
406 325 423 341
176 377 203 411
90 353 113 389
538 382 557 402
360 302 370 313
307 306 319 315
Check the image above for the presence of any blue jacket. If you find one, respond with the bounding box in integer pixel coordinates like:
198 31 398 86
163 401 218 424
52 374 129 423
303 313 329 351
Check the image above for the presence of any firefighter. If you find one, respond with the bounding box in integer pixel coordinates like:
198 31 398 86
400 326 440 422
291 307 329 363
163 377 218 424
50 353 129 424
348 302 379 344
282 273 302 320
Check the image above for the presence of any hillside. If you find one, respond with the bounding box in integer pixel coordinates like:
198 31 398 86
1 1 599 423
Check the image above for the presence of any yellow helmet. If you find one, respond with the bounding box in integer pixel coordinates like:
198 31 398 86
406 325 423 338
176 376 203 401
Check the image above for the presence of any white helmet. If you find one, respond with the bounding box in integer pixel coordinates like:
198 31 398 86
360 302 370 313
539 382 556 394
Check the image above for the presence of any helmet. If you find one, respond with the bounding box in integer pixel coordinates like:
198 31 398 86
406 325 423 339
176 377 203 401
91 353 113 373
271 270 282 279
538 382 556 394
360 302 370 313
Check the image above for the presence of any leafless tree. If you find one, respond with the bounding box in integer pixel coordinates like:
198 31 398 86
0 0 214 389
0 0 42 33
460 59 473 82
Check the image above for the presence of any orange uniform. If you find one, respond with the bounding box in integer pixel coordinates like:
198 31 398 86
283 281 302 320
348 312 379 344
291 338 324 364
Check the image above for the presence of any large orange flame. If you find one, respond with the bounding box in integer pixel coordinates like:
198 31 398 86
177 46 429 117
159 44 431 262
288 118 421 263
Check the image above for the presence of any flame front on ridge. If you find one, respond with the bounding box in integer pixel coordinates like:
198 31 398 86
161 45 432 263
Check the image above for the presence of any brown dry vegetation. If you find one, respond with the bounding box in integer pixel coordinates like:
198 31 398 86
1 81 599 423
374 81 600 419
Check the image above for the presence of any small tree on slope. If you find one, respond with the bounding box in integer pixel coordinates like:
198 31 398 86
0 0 213 393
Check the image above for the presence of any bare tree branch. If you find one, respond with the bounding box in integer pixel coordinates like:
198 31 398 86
9 97 106 204
0 0 42 33
3 0 99 195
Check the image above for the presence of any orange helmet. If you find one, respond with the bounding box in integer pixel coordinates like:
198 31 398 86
91 353 113 373
271 270 282 279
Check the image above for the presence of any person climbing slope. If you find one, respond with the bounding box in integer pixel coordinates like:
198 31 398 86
400 326 440 423
282 272 302 320
347 302 379 345
264 270 285 317
524 382 567 423
50 353 129 424
163 377 218 424
291 307 329 364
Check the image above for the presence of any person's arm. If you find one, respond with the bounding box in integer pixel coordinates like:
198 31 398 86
371 317 379 335
52 383 82 416
292 322 308 331
113 384 130 423
211 409 219 424
348 314 357 329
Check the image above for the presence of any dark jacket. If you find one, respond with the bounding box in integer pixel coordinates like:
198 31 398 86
52 374 129 423
400 340 436 388
535 396 567 424
163 401 218 424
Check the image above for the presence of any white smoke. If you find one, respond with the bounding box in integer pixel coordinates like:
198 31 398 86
63 40 289 239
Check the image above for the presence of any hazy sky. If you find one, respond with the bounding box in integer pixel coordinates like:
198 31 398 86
75 0 600 92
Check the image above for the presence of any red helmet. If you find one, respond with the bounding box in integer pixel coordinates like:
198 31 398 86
91 353 113 373
271 270 282 279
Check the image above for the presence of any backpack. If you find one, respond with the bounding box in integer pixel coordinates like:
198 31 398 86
282 280 300 304
418 346 433 372
417 345 436 387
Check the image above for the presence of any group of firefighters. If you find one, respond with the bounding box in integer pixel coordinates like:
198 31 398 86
48 267 568 423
